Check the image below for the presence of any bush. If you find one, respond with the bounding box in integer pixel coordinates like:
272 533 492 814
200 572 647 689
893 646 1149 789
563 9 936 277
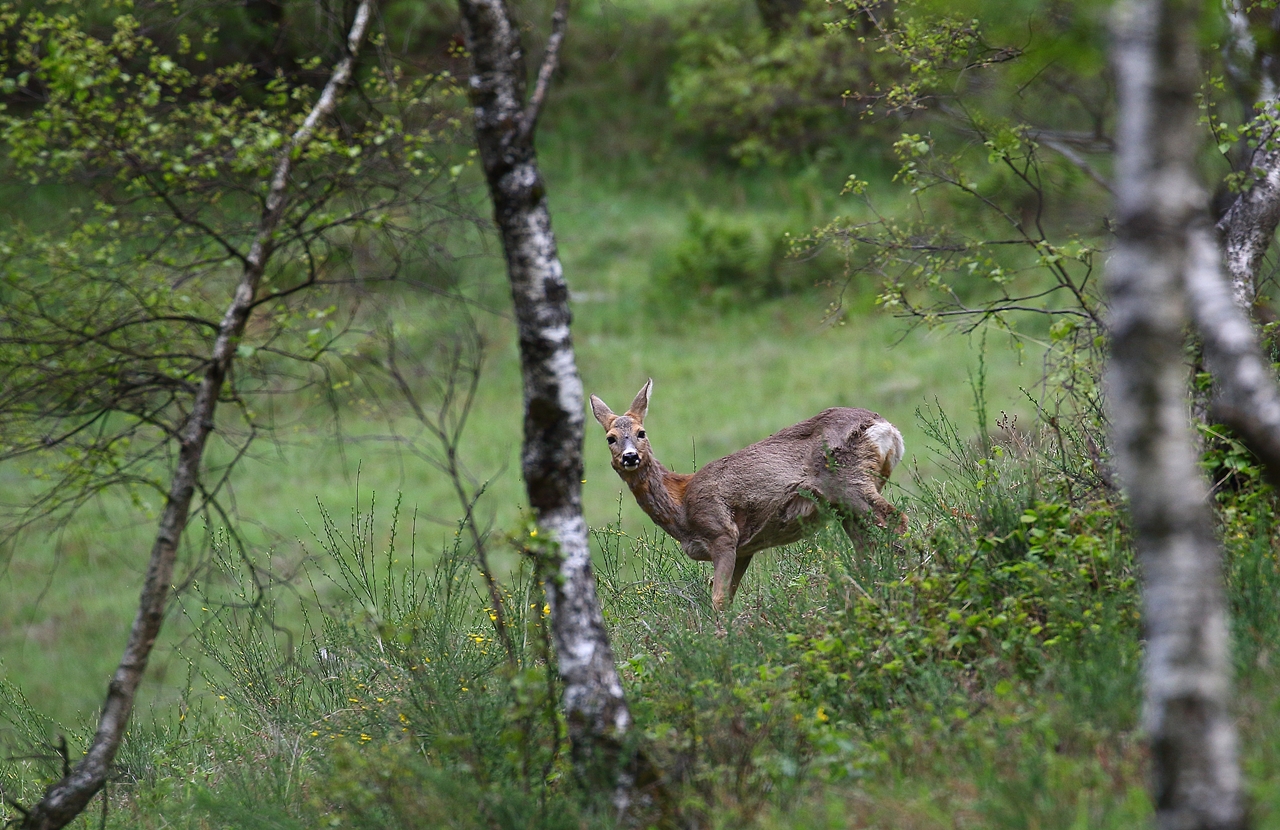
667 0 881 165
651 208 837 310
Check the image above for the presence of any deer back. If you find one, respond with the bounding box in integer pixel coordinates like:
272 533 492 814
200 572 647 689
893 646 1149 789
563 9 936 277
683 408 896 554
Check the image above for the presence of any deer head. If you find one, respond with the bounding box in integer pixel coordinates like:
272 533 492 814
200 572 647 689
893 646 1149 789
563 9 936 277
589 378 652 473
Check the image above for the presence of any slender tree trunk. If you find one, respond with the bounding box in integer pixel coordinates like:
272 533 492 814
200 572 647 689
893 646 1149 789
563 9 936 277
1178 4 1280 489
1216 98 1280 309
1193 9 1280 480
454 0 641 807
1108 1 1247 828
18 5 376 827
1186 223 1280 488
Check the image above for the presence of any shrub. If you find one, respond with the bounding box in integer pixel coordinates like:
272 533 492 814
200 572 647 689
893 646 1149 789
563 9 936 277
651 208 836 309
667 0 880 165
176 497 579 829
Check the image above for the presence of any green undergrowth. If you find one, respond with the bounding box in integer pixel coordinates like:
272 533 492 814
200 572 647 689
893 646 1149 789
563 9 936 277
20 400 1280 829
7 2 1280 826
0 0 1036 728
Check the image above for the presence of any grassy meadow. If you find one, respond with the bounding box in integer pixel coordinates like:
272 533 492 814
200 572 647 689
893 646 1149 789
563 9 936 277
0 0 1046 728
4 1 1280 828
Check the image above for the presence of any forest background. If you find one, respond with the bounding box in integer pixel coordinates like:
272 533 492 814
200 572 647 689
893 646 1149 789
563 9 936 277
0 0 1274 827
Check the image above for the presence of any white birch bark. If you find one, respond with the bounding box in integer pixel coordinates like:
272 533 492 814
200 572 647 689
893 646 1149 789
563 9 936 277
455 0 645 808
1186 222 1280 488
1108 1 1247 827
1217 0 1280 308
18 5 376 827
1177 6 1280 487
1216 101 1280 310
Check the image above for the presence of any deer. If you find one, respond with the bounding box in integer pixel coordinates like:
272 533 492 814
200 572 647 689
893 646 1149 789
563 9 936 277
589 379 906 612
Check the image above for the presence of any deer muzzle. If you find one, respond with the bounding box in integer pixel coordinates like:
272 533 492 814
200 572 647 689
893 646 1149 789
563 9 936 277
620 445 640 470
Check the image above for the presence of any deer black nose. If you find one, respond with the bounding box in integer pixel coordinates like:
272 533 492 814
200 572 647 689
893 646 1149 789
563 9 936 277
620 450 640 469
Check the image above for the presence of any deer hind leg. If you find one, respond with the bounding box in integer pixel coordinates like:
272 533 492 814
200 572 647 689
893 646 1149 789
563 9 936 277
839 489 905 548
711 550 735 613
824 440 906 543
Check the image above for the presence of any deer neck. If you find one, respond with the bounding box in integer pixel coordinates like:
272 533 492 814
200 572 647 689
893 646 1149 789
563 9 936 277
620 454 691 541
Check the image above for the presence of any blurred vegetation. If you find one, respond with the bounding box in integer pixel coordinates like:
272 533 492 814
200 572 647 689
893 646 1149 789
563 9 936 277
649 207 841 310
668 0 879 166
2 0 1280 826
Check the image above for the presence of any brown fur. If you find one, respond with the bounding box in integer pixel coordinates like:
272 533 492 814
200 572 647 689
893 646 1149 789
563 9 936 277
661 473 692 507
590 379 905 611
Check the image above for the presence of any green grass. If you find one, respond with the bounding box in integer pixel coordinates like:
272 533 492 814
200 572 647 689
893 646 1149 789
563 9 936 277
0 2 1239 828
0 52 1043 725
0 300 1040 725
0 414 1179 829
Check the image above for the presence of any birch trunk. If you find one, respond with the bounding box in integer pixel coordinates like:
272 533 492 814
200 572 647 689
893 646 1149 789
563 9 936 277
1108 1 1247 827
1186 222 1280 488
1216 98 1280 310
1192 11 1280 478
454 0 639 804
18 5 376 827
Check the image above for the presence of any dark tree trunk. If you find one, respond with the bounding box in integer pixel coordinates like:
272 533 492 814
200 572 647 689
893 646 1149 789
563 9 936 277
454 0 641 807
17 4 376 827
1108 0 1247 828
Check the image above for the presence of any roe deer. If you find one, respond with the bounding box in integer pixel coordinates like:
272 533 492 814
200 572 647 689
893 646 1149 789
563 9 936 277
589 379 905 611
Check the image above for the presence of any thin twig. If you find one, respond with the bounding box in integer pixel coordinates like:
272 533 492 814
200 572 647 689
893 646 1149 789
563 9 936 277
1039 137 1113 194
520 0 570 142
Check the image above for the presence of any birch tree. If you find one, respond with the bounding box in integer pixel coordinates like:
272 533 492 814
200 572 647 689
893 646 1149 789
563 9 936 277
1108 0 1247 826
1218 0 1280 310
0 1 466 825
453 0 649 809
1187 6 1280 485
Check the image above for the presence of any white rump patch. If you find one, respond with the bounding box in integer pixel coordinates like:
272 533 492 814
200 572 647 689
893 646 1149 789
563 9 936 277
866 421 905 472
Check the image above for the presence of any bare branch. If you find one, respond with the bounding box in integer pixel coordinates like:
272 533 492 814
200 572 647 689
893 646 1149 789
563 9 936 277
521 0 570 142
1038 137 1113 193
382 322 518 665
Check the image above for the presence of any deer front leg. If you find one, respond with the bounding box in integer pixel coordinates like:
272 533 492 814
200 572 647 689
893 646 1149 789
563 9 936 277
867 489 907 533
728 554 754 606
708 534 740 612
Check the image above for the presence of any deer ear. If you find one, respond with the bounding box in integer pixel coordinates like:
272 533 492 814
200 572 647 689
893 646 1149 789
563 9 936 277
590 394 616 429
627 378 653 422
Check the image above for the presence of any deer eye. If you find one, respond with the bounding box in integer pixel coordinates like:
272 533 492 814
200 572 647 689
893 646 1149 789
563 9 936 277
606 435 616 445
637 430 646 439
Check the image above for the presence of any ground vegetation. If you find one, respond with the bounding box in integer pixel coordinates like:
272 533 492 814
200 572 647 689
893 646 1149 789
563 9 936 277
3 0 1280 827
